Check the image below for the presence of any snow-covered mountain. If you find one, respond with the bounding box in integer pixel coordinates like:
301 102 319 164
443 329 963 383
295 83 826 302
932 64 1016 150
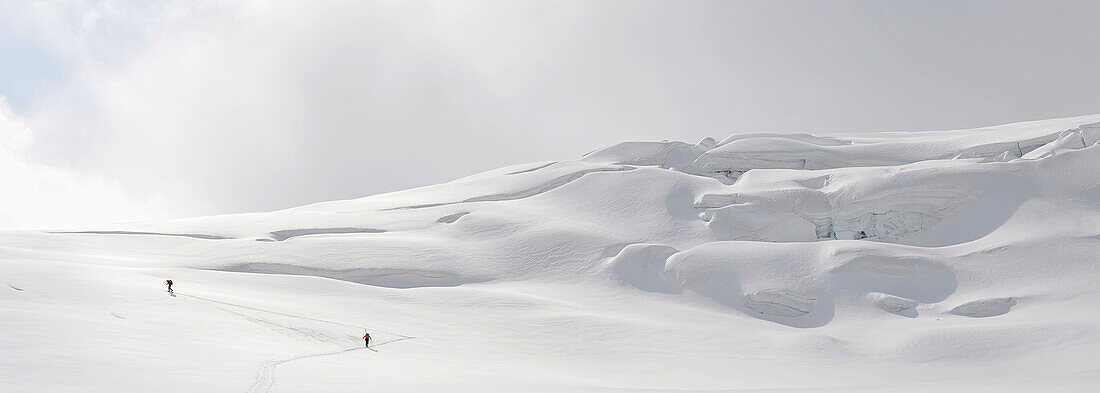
3 115 1100 392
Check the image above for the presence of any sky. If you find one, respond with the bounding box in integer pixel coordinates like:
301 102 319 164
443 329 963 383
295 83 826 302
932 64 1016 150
1 0 1099 229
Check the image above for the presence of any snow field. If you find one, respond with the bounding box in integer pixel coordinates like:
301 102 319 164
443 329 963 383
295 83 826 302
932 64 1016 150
4 114 1100 391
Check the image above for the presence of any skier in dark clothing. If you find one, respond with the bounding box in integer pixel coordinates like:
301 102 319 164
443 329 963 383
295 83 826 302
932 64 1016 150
364 332 371 348
166 280 174 293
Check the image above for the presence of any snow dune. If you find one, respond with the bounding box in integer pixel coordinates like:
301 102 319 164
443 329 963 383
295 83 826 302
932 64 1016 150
3 115 1100 392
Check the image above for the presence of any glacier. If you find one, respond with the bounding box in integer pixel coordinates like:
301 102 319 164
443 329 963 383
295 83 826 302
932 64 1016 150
2 115 1100 392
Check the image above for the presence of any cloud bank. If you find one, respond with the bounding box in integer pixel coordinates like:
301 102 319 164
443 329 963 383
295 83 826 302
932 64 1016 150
0 97 163 229
2 1 1100 228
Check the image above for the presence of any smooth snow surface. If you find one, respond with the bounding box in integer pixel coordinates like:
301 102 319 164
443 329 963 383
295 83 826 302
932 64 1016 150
4 115 1100 392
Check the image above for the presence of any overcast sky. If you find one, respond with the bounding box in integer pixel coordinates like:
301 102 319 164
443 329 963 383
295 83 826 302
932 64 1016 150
1 0 1099 229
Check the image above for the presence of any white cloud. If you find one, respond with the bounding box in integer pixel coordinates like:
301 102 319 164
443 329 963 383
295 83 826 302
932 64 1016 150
0 96 164 230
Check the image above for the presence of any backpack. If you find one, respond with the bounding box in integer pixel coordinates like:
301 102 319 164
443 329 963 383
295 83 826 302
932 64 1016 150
167 280 173 285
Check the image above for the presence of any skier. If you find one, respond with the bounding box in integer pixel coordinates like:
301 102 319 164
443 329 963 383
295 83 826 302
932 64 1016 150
166 279 174 293
363 332 371 348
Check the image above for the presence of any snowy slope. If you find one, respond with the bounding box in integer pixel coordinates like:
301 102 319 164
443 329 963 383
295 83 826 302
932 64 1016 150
3 115 1100 392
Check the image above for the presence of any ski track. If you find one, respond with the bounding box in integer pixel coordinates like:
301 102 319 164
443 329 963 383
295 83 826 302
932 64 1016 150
169 291 415 393
174 292 414 339
245 338 413 393
220 307 340 343
245 347 361 393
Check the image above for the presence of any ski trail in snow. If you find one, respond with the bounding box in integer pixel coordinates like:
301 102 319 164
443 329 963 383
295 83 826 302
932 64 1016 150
245 338 414 393
245 347 363 393
219 307 342 343
371 337 414 349
174 292 414 339
167 292 415 393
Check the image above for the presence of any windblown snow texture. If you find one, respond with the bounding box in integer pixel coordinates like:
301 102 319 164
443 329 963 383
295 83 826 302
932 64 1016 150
3 115 1100 392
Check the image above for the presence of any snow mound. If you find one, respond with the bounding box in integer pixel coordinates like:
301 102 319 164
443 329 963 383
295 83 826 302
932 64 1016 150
605 243 680 293
582 139 710 169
